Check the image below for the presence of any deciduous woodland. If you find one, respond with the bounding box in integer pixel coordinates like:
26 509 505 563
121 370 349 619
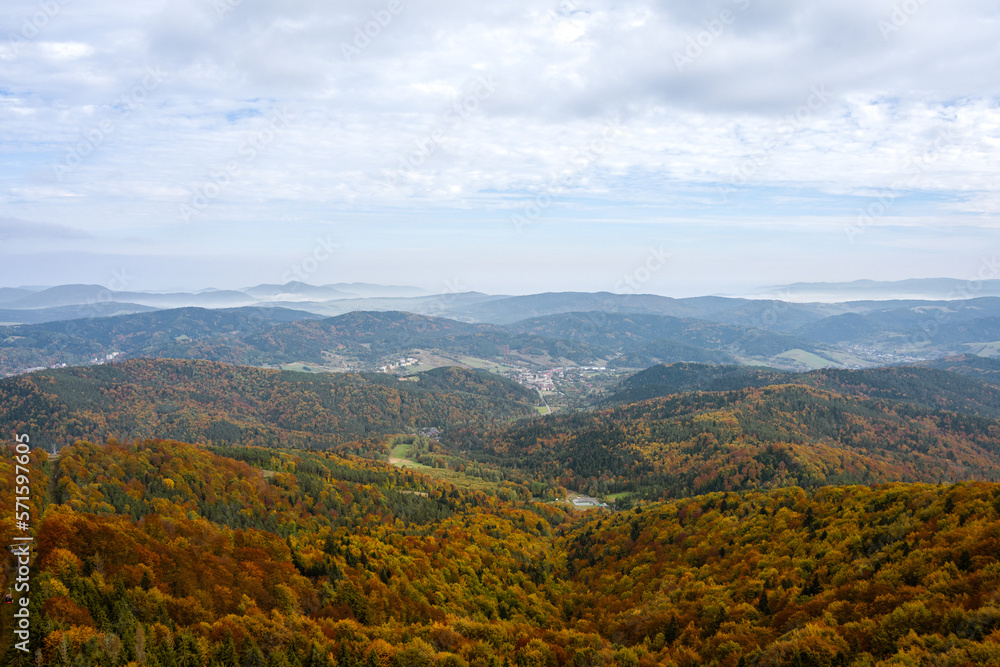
1 359 1000 665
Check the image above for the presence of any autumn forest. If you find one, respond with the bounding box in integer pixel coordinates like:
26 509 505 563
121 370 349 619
3 355 1000 666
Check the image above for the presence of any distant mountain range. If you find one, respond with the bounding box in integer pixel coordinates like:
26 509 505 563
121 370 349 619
4 279 1000 325
0 281 432 320
0 359 538 450
0 307 850 377
1 280 1000 377
761 278 1000 302
2 300 1000 377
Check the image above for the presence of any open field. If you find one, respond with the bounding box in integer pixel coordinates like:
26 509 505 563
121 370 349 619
388 442 505 493
280 361 362 373
818 349 875 367
280 362 326 373
965 341 1000 357
456 355 520 373
771 348 839 370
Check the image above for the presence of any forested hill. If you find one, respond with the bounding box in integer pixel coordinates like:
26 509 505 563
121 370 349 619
242 310 607 365
3 438 1000 665
0 358 538 450
559 481 1000 665
507 311 820 358
465 383 1000 498
0 438 571 664
0 308 607 376
606 362 1000 418
0 306 320 375
923 353 1000 381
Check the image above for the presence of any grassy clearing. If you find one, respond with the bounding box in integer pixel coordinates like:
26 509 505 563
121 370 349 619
392 350 517 375
388 442 503 493
389 442 422 466
456 356 519 373
820 349 875 367
964 341 1000 357
771 349 839 370
280 362 327 373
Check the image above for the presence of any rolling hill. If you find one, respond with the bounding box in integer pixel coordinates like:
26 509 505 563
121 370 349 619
1 306 845 378
2 285 1000 377
0 306 321 376
923 354 1000 381
465 382 1000 498
3 437 999 666
0 358 539 451
606 362 1000 418
508 311 820 359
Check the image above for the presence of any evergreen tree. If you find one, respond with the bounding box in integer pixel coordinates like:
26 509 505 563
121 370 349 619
215 633 239 667
242 640 266 667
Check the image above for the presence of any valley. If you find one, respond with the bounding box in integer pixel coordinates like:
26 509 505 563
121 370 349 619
2 288 1000 665
6 0 998 661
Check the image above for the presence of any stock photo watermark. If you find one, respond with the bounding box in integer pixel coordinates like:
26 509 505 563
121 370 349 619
878 0 932 40
382 278 473 360
227 236 340 340
422 278 470 318
5 0 71 56
341 0 407 61
673 0 752 72
179 106 293 222
616 247 672 294
383 74 498 189
844 126 957 243
282 235 339 284
900 253 1000 354
511 119 624 233
52 67 167 182
11 433 34 653
213 0 243 20
37 268 135 368
544 0 580 22
717 85 832 203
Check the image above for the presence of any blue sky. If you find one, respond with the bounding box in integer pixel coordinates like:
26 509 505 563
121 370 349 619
1 0 998 295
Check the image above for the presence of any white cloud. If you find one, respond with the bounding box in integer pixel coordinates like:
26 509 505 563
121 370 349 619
1 0 998 289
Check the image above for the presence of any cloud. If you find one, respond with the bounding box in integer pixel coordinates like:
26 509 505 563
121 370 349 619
0 0 998 290
0 217 92 240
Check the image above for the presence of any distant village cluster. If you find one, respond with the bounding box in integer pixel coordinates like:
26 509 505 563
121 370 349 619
378 356 418 373
12 351 121 377
845 344 926 365
504 366 607 391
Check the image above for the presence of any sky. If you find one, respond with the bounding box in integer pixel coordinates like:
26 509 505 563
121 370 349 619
1 0 998 297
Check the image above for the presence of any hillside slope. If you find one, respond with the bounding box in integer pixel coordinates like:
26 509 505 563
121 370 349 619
467 383 1000 497
2 438 999 665
606 363 1000 418
0 358 538 450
